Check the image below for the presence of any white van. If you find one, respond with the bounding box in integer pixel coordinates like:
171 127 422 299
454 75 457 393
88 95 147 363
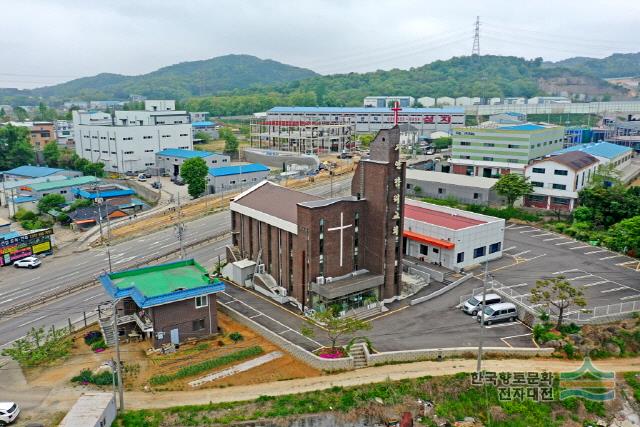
0 402 20 425
462 293 501 316
476 302 518 325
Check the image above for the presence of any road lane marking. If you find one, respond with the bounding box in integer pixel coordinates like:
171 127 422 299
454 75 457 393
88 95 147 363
17 315 48 328
39 286 60 295
82 294 102 301
159 242 175 249
23 275 42 283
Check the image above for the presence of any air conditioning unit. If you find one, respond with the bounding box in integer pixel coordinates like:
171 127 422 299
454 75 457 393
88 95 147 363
316 276 325 285
257 264 265 274
326 277 333 283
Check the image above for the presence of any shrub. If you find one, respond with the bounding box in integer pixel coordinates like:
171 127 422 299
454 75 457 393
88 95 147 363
84 331 103 346
563 343 576 359
71 368 116 386
229 332 244 343
149 346 263 385
558 323 580 335
14 208 37 221
91 339 107 351
1 326 72 367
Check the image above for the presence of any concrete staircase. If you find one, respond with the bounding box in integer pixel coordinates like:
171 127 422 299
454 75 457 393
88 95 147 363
226 245 241 263
345 303 383 320
349 343 368 369
100 317 116 347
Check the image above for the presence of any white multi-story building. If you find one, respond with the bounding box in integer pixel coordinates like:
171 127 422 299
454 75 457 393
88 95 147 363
54 120 73 148
528 96 571 105
73 101 193 173
417 97 436 107
524 151 599 211
403 199 505 271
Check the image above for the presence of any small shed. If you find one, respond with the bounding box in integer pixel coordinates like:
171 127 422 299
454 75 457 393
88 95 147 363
58 392 116 427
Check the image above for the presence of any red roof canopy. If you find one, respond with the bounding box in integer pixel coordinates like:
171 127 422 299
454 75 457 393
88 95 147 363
403 230 455 249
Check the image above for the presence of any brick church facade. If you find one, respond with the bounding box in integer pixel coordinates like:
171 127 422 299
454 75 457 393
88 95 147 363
229 127 405 312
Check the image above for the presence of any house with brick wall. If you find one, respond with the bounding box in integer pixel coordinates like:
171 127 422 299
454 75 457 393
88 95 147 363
98 259 224 348
228 127 405 316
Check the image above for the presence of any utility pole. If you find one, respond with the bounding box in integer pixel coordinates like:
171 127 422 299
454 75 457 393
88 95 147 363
472 16 481 57
175 192 185 259
111 300 124 412
476 260 489 374
94 184 112 272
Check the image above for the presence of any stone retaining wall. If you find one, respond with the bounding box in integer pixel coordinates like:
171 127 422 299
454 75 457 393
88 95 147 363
366 347 554 366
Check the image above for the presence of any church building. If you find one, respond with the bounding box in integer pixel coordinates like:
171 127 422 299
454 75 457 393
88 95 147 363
228 127 405 313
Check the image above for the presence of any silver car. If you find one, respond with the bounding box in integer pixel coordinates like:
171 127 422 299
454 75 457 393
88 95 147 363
476 302 518 325
462 293 501 316
13 256 41 269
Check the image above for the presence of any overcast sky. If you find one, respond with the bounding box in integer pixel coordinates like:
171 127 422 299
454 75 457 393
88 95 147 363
2 0 639 89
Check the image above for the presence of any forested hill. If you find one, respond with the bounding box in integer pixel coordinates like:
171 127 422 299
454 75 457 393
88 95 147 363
182 55 623 116
547 52 640 78
0 54 318 103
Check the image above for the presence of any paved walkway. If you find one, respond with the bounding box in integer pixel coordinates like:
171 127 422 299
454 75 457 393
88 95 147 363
123 356 640 409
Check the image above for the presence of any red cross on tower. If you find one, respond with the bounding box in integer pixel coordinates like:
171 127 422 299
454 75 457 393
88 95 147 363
391 101 402 126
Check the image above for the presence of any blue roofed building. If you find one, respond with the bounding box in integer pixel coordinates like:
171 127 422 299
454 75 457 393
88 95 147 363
451 122 565 177
2 165 82 181
192 120 219 140
156 148 230 177
553 142 634 168
206 163 270 194
98 259 225 348
73 183 142 212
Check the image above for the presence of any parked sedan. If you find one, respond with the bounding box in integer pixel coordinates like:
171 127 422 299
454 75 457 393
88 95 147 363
13 256 41 269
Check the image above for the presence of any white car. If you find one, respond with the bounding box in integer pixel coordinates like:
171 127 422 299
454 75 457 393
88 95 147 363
13 256 41 269
0 402 20 425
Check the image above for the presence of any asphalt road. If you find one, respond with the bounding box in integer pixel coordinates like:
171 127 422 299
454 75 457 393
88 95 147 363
0 177 352 348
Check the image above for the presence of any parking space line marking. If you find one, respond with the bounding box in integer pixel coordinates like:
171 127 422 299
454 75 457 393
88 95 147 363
512 250 530 257
485 322 519 329
509 226 530 230
553 268 579 274
531 233 553 238
555 241 575 246
568 274 594 281
583 280 609 288
520 230 539 234
502 246 517 252
601 287 627 293
584 249 609 255
600 254 625 260
570 245 591 250
509 283 529 288
543 237 566 242
502 333 533 340
620 295 640 301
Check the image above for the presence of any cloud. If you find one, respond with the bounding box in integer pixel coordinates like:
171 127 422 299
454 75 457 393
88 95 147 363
1 0 638 88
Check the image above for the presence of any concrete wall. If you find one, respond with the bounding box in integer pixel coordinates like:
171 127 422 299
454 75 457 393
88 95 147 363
207 171 269 195
218 302 355 372
366 346 553 366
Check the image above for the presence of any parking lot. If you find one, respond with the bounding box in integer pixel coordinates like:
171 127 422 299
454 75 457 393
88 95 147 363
488 223 640 314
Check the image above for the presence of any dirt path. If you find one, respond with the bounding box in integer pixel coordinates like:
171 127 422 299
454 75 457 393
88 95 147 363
123 357 640 410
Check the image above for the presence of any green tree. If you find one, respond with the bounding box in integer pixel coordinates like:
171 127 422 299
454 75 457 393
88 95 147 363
529 276 587 329
301 309 371 351
14 106 29 121
180 157 208 198
494 173 533 208
604 216 640 256
84 162 105 177
37 194 66 214
219 128 239 154
358 134 375 148
43 141 61 167
0 124 35 170
0 107 6 120
433 136 452 150
194 131 212 144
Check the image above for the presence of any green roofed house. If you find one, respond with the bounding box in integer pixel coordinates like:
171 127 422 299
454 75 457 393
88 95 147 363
99 259 225 348
22 175 100 204
451 123 565 178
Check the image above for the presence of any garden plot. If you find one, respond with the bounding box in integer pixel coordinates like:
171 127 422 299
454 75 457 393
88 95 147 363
189 351 283 387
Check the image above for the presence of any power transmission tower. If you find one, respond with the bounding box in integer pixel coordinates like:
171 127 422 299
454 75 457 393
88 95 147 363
472 16 480 56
